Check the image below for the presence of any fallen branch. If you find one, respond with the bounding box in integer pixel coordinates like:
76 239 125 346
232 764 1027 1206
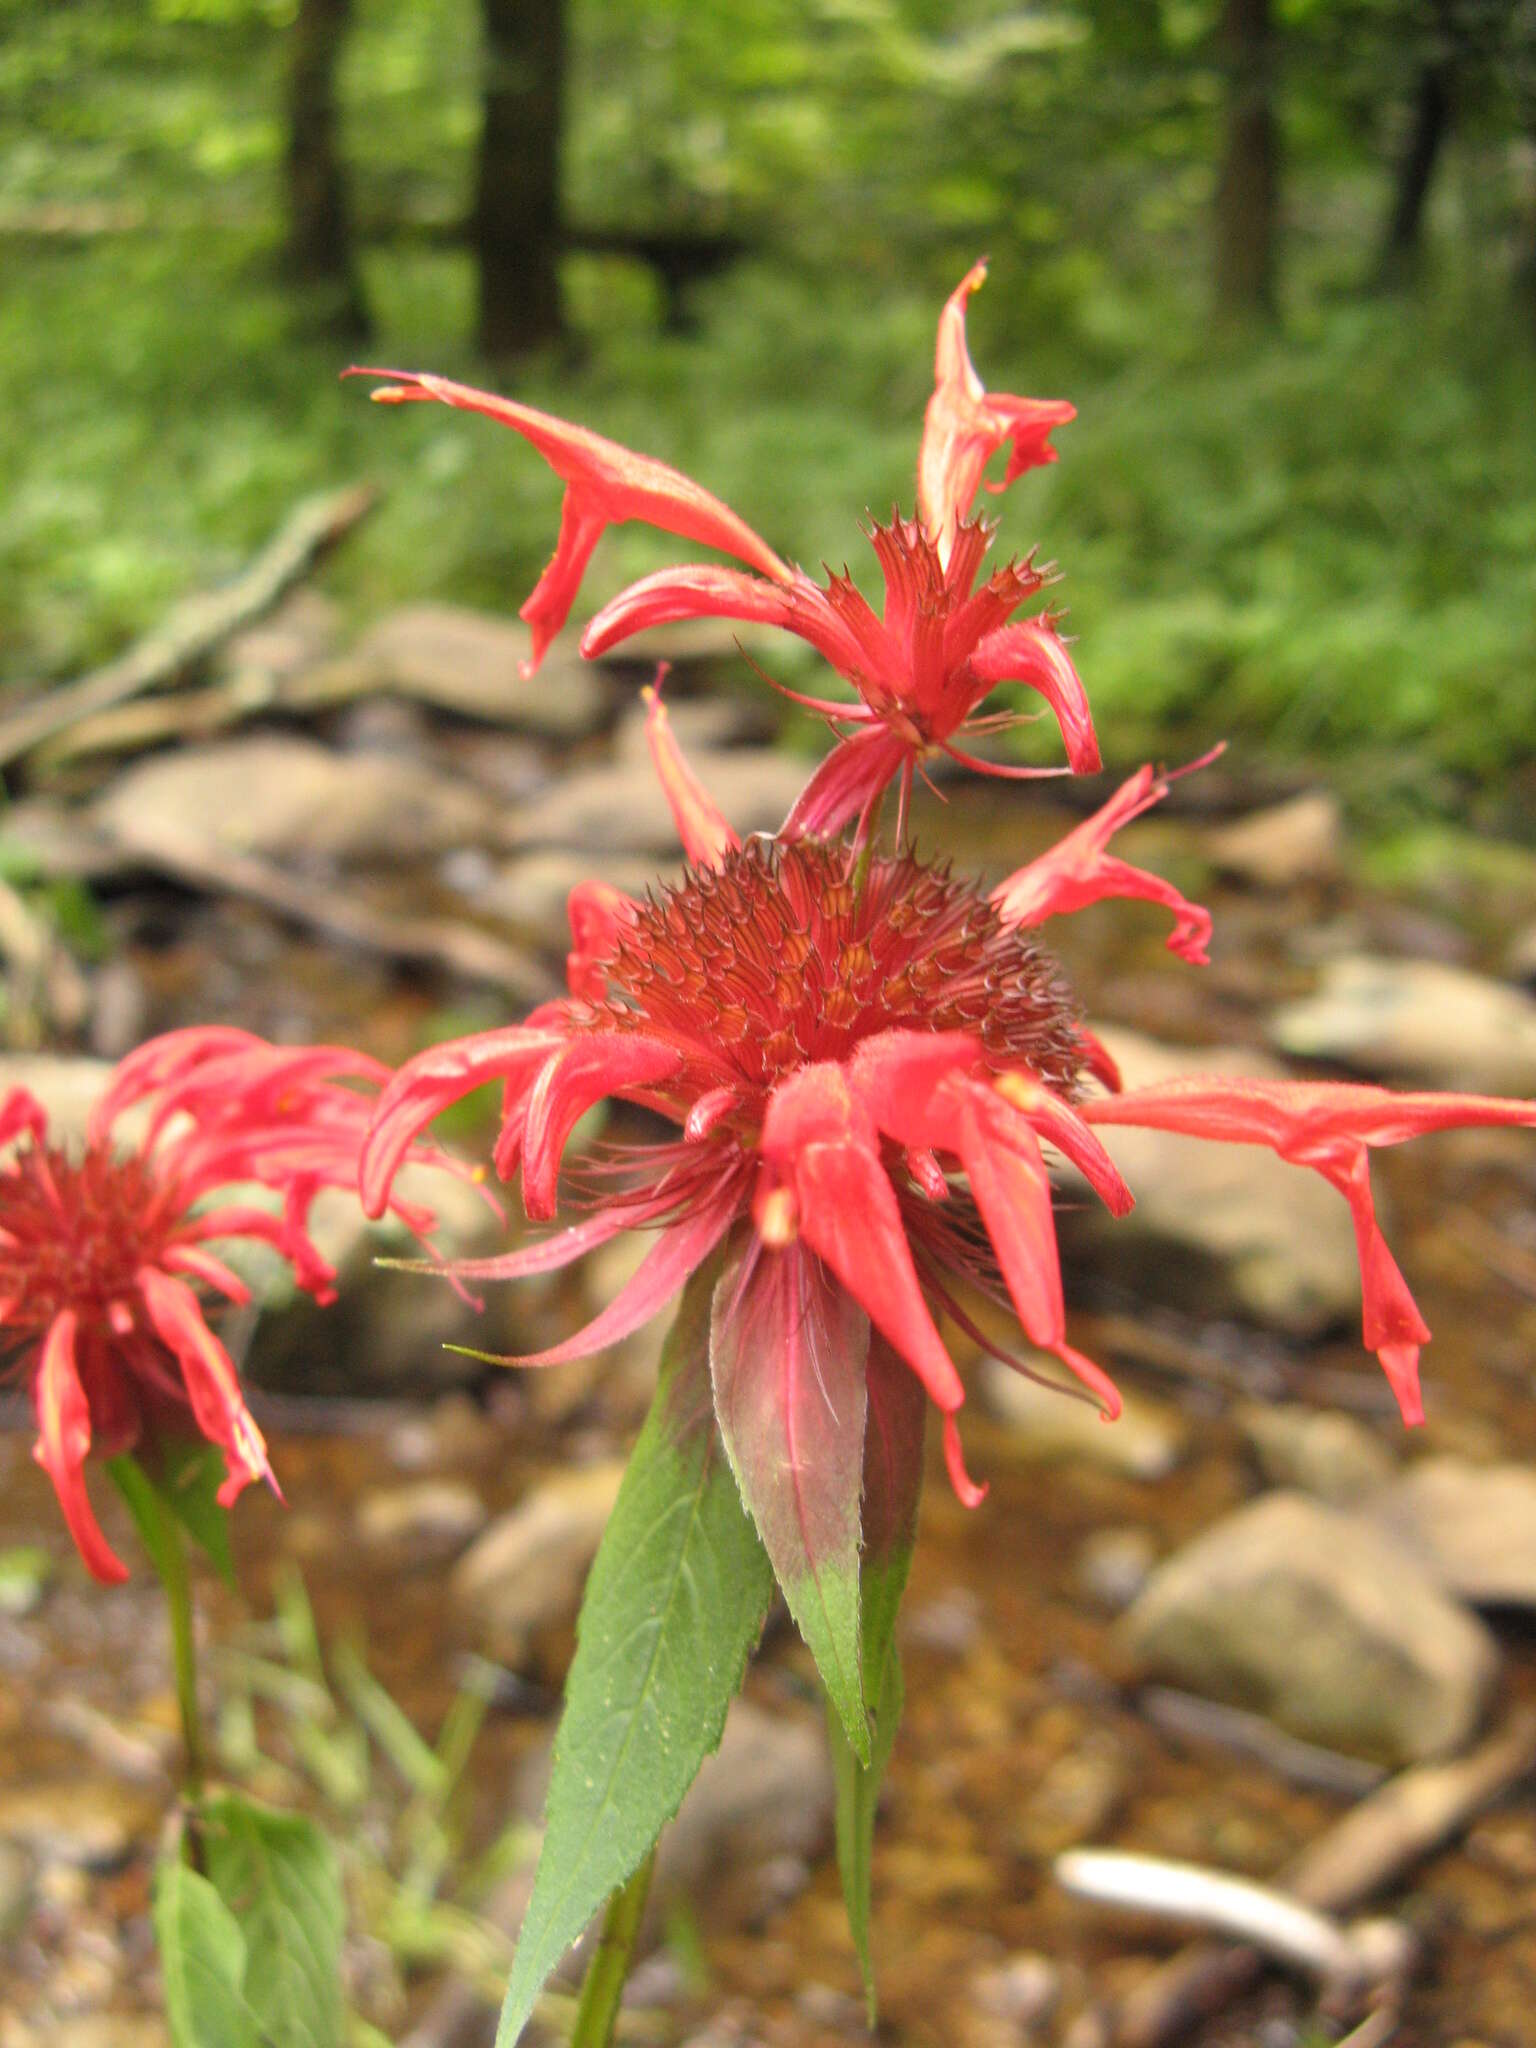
109 817 549 999
0 483 379 774
1104 1709 1536 2048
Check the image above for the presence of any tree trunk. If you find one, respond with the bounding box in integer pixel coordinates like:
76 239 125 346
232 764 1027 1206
475 0 566 359
1378 1 1459 286
1213 0 1280 320
284 0 368 338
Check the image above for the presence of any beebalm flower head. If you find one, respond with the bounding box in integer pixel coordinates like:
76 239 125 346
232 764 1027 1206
362 704 1536 1507
0 1028 452 1583
350 260 1097 842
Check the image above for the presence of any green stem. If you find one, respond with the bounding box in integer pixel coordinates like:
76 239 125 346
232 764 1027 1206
160 1504 205 1802
568 1848 655 2048
850 785 887 909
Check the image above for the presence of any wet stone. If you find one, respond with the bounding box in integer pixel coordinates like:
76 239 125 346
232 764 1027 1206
1370 1458 1536 1609
357 1480 488 1568
451 1462 625 1665
979 1359 1187 1481
350 604 609 739
1121 1490 1499 1765
1238 1403 1396 1506
1075 1527 1158 1612
1059 1028 1360 1336
1270 955 1536 1095
0 1779 157 1871
1207 791 1343 889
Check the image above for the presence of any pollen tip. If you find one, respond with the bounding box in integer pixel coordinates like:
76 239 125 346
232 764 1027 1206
755 1185 798 1249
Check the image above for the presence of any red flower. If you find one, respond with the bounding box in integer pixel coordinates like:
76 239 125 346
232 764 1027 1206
362 720 1132 1506
351 261 1094 840
363 717 1536 1506
1 1029 449 1582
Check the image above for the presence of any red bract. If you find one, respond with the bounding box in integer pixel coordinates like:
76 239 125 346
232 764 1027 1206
0 1029 450 1582
351 262 1094 839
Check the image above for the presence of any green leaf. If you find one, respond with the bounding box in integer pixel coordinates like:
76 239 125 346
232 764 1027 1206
495 1258 774 2048
830 1336 926 2025
107 1445 234 1589
154 1857 261 2048
159 1441 237 1588
710 1239 871 1762
199 1791 346 2048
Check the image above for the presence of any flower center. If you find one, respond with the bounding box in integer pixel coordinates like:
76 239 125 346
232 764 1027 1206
591 838 1083 1097
0 1146 166 1343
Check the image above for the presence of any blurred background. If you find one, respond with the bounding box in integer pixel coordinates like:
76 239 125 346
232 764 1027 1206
6 6 1536 2048
2 0 1535 819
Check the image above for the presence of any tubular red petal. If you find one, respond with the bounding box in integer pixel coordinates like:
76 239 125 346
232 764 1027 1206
848 1028 985 1151
162 1244 253 1304
991 765 1213 964
421 1208 635 1284
360 1026 562 1217
566 881 637 999
967 621 1101 773
942 1412 988 1508
582 563 867 679
33 1312 130 1584
1076 1073 1534 1424
917 262 1074 567
1076 1026 1123 1093
782 727 909 841
520 1035 682 1221
994 1072 1134 1217
352 370 791 672
0 1088 47 1152
644 683 740 869
137 1266 273 1503
504 1196 739 1368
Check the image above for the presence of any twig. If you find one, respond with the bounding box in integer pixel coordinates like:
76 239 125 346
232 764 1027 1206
1056 1850 1411 1994
0 484 378 772
101 815 548 997
1106 1709 1536 2047
1140 1686 1386 1800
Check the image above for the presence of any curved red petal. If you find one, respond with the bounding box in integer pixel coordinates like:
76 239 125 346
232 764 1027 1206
566 881 637 1000
644 683 740 869
33 1312 130 1584
520 1035 682 1221
137 1266 272 1503
782 727 909 841
967 621 1101 773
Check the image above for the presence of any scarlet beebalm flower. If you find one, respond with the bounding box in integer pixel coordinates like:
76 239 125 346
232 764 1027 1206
350 260 1095 841
0 1028 450 1583
362 716 1536 1504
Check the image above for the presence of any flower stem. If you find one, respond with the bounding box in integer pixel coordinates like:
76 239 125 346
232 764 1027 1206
568 1848 655 2048
850 786 887 909
159 1500 205 1802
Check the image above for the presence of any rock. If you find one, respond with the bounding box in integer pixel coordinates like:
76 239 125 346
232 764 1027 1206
1270 955 1536 1095
0 1840 33 1937
1208 792 1343 889
479 849 682 952
94 735 496 871
452 1462 625 1662
1370 1458 1536 1608
1076 1527 1158 1612
1013 1730 1127 1856
218 587 340 683
0 1546 53 1619
1238 1404 1395 1506
656 1698 832 1905
968 1953 1061 2031
1062 1028 1361 1336
504 750 808 855
1120 1491 1499 1764
352 604 608 739
979 1357 1187 1481
1505 920 1536 986
905 1587 984 1658
358 1480 488 1567
0 1779 157 1870
612 692 773 762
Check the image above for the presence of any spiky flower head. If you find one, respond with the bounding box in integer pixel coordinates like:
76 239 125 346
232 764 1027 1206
1 1029 450 1581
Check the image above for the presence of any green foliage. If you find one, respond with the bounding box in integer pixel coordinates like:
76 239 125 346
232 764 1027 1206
107 1448 234 1588
198 1791 347 2048
154 1860 262 2048
496 1261 775 2047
